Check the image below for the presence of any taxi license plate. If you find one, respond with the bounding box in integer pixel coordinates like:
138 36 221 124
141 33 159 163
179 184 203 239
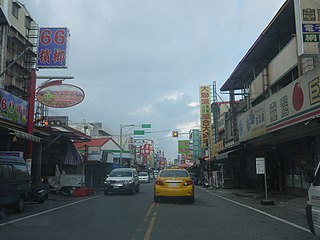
168 183 179 187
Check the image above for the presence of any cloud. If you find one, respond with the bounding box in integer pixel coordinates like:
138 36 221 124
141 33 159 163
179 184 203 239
128 104 153 116
188 102 199 107
23 0 287 160
161 92 184 102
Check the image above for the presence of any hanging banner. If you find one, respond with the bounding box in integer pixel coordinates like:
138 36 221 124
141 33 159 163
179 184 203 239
38 27 69 68
199 86 213 151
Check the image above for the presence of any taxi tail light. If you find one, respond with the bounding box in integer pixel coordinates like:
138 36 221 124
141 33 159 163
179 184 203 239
184 180 193 186
155 180 165 186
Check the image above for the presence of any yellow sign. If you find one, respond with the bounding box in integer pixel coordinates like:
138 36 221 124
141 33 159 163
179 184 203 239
212 141 224 156
199 85 213 157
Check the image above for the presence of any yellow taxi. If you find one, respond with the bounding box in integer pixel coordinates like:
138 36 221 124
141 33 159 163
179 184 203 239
154 167 194 203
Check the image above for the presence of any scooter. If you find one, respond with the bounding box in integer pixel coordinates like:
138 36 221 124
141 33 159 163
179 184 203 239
203 180 210 188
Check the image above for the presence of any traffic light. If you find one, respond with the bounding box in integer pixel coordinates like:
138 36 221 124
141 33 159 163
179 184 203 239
172 131 179 137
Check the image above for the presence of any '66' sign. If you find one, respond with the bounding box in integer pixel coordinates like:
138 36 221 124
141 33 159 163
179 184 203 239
37 27 69 68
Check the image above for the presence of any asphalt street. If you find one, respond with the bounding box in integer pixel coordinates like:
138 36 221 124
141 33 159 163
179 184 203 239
0 182 317 240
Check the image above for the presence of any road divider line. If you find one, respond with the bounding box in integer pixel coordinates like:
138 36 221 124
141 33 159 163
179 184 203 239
144 217 156 240
144 203 155 223
0 194 102 227
198 187 310 233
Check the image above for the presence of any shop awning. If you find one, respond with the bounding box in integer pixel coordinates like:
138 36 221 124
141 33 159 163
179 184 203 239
0 122 41 143
64 143 83 166
215 148 243 161
12 129 41 143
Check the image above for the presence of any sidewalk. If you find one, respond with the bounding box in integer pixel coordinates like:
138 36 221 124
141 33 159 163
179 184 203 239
228 188 307 216
202 187 309 229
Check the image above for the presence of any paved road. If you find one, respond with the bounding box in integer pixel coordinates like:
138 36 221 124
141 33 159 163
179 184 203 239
0 182 317 240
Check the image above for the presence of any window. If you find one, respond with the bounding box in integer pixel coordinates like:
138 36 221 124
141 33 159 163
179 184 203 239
110 170 132 177
0 164 14 183
12 2 20 19
160 170 188 177
14 164 30 180
25 16 32 29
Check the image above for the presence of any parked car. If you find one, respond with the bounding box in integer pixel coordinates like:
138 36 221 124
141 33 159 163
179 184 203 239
0 155 32 213
154 168 194 203
138 171 150 183
104 168 140 195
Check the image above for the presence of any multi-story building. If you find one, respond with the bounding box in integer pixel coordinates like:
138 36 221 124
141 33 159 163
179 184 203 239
0 1 39 160
217 0 319 196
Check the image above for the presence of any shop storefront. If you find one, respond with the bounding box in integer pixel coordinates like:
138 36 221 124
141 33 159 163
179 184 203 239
281 137 315 196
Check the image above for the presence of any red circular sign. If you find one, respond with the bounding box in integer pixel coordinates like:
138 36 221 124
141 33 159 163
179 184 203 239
292 82 304 111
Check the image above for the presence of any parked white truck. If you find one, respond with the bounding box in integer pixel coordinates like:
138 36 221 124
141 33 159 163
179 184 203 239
48 164 85 196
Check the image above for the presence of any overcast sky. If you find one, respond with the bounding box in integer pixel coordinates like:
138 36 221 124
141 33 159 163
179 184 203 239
22 0 286 161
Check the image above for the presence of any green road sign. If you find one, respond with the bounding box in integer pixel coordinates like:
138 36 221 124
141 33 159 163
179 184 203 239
141 124 151 128
134 130 145 135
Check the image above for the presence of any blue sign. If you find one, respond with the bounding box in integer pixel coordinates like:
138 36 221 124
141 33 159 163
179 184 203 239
302 24 320 33
0 89 28 125
38 27 69 68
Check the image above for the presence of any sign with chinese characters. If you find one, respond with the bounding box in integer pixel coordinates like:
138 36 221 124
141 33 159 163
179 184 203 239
212 141 224 156
140 144 151 156
38 27 69 68
199 86 213 149
256 157 265 175
238 101 267 142
178 140 190 154
266 67 320 132
37 84 85 108
0 89 28 125
294 0 320 56
192 129 201 159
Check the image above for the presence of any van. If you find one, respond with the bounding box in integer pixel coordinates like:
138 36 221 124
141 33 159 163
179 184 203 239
0 156 32 213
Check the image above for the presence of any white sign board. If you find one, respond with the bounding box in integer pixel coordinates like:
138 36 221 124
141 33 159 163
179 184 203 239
256 157 265 174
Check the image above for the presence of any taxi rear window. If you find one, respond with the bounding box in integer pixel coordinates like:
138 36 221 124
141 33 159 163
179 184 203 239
160 170 188 177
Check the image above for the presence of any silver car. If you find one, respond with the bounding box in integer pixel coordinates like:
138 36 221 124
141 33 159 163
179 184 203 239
138 172 150 183
104 168 140 195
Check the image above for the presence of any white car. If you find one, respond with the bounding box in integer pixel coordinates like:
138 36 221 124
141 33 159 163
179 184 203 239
138 172 150 183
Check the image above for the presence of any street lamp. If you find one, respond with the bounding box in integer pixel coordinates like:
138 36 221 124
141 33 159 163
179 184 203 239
120 124 135 167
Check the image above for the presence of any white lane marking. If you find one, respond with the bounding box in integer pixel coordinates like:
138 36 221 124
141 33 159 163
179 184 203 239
0 195 102 227
198 188 310 233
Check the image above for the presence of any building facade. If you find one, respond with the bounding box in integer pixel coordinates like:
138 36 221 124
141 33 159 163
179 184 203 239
217 0 319 196
0 0 40 178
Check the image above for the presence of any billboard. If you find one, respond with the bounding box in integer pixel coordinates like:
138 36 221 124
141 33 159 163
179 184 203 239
140 144 151 156
0 89 28 125
37 84 85 108
294 0 320 56
192 129 201 159
266 67 320 132
178 140 190 154
38 27 69 68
